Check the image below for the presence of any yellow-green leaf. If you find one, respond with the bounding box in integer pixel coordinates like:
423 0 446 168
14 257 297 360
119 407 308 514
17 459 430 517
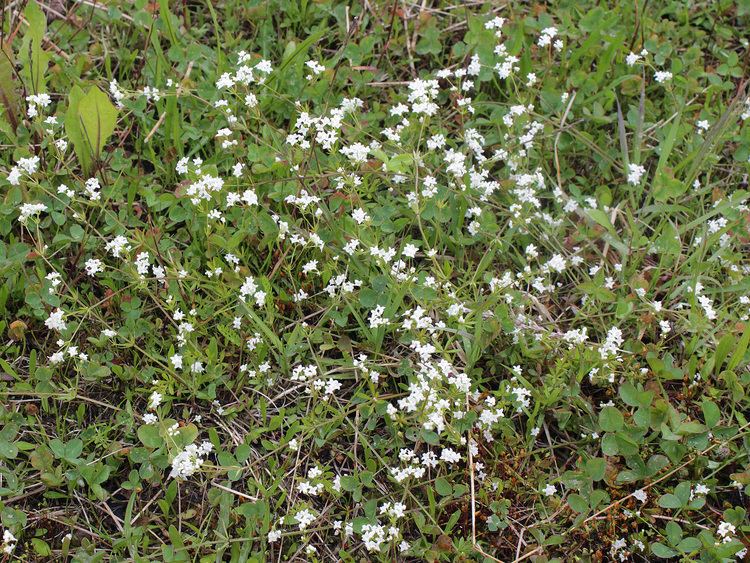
66 85 118 173
79 86 118 159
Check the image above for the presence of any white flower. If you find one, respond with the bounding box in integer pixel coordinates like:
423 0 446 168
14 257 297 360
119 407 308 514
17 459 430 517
654 70 673 83
600 326 623 359
142 86 160 102
626 51 641 66
294 508 316 530
440 448 461 464
633 489 647 503
106 236 130 258
693 483 710 496
135 252 151 276
340 142 370 164
7 167 21 185
402 243 418 258
538 27 558 47
148 391 163 410
110 80 125 107
302 260 319 276
26 93 51 116
169 441 213 479
352 208 369 224
85 258 103 276
18 202 47 223
170 354 183 370
305 60 325 78
18 156 40 174
546 254 567 273
45 309 67 332
717 521 736 538
2 529 17 554
543 483 557 497
84 177 102 200
627 163 646 185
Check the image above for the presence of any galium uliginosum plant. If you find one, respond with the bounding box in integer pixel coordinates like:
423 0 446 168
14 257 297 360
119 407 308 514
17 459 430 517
2 1 750 560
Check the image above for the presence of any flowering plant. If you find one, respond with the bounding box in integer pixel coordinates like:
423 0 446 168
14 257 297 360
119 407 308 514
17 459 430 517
1 0 750 560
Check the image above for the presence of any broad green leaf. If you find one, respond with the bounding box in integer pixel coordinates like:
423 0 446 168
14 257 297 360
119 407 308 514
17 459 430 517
65 85 89 172
567 493 589 513
31 538 51 557
653 168 686 202
0 440 18 459
20 0 49 94
677 537 701 553
0 43 20 131
656 222 681 256
158 0 179 47
599 406 624 432
728 321 750 371
701 400 720 428
137 424 164 449
657 493 683 509
78 86 118 167
674 481 692 504
584 458 606 481
435 477 452 497
714 333 735 375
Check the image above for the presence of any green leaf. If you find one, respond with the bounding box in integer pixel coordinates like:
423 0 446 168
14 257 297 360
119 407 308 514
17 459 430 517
158 0 179 47
49 438 83 463
658 493 683 509
656 222 681 256
584 458 606 481
728 321 750 371
416 23 442 56
176 424 199 448
20 0 49 94
421 429 440 445
701 399 720 428
652 112 683 202
339 475 358 492
677 537 701 553
715 333 735 375
137 424 163 449
567 493 589 513
601 433 619 456
435 477 452 497
31 538 51 557
619 381 640 407
674 481 692 505
78 86 118 165
586 208 619 240
651 542 678 558
653 168 686 202
0 42 20 131
665 520 683 543
599 406 624 432
66 85 118 174
24 0 46 43
65 86 89 172
0 440 18 459
385 153 414 174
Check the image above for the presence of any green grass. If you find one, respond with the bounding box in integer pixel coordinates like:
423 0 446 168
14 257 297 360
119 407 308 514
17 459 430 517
1 0 750 561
